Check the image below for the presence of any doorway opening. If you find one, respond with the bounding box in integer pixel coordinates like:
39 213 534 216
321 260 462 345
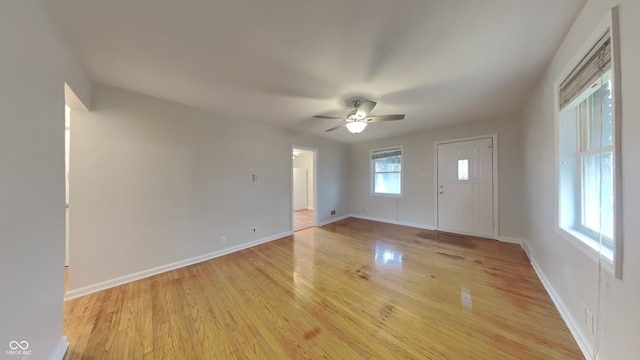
292 147 317 232
64 104 71 295
63 83 88 296
65 104 71 266
435 135 498 239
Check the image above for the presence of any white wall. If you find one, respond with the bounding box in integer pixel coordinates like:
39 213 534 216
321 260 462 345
349 114 525 240
0 1 92 359
293 151 314 210
67 84 349 294
521 1 640 358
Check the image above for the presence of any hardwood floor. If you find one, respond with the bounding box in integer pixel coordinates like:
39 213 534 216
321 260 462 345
293 209 314 232
63 218 582 359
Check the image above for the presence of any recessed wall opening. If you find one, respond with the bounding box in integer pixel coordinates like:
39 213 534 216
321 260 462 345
292 147 317 232
63 83 89 296
65 104 70 268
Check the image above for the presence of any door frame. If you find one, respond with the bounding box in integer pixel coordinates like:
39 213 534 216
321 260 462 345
291 145 318 231
433 134 499 239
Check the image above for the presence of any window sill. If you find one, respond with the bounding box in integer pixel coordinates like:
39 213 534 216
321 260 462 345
558 227 614 273
370 193 402 198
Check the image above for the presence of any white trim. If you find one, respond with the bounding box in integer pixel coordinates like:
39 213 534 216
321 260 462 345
521 242 531 258
350 213 516 243
292 145 319 230
610 6 623 279
317 214 350 227
350 214 435 230
435 228 496 241
497 236 523 245
49 337 69 360
64 83 89 111
522 241 594 360
350 213 515 241
64 231 292 300
434 134 499 239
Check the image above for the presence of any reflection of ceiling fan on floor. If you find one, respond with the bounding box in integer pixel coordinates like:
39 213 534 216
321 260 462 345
314 100 405 133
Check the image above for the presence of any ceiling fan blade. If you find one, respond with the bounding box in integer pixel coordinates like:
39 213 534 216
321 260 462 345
358 100 377 116
314 115 345 120
366 114 405 122
325 124 345 132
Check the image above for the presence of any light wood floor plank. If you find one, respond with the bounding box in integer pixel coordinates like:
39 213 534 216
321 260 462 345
64 218 582 359
294 209 314 232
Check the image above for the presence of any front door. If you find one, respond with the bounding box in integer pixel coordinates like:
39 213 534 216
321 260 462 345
437 137 494 237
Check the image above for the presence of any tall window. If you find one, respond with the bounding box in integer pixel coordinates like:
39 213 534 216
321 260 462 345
371 147 402 196
557 21 621 277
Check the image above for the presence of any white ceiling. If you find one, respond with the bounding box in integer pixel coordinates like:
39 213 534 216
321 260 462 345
43 0 585 143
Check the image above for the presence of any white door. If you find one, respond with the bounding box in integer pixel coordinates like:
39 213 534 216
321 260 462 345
437 137 494 237
293 168 308 211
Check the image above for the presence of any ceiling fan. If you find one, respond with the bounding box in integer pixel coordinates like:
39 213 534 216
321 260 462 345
314 100 405 134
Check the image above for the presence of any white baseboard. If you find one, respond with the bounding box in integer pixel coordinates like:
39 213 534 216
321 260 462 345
350 214 522 243
317 214 350 227
49 337 69 360
349 214 435 230
65 231 293 301
498 236 524 244
522 242 531 257
522 241 593 360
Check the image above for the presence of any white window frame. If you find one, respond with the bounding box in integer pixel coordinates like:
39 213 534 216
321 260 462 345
553 7 623 279
370 146 403 197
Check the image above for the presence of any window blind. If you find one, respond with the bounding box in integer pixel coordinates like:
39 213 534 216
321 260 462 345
371 148 402 160
559 31 611 110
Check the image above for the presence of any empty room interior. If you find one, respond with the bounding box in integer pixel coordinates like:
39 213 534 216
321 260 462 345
1 0 639 359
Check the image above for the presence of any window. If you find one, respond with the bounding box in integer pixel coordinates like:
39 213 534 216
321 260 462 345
457 159 469 181
556 14 621 278
371 147 402 196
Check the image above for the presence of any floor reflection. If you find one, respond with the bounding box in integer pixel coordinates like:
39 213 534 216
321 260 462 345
461 288 473 313
293 233 315 303
374 242 403 269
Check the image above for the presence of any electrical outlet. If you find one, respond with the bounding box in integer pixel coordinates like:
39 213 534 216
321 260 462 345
220 235 227 244
331 210 336 215
583 304 595 335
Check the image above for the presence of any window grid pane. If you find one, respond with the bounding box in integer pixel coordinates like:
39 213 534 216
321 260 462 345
374 156 401 172
372 148 402 195
581 79 613 152
581 152 614 239
374 173 401 194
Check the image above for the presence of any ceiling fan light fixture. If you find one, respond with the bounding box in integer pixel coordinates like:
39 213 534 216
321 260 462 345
314 98 404 133
346 121 367 134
